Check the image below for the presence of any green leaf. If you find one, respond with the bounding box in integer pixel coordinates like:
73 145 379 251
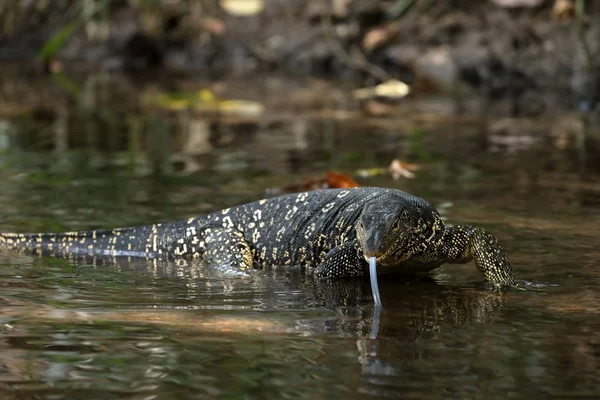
37 21 80 61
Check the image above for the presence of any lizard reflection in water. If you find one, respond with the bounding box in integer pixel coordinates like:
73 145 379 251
0 187 518 286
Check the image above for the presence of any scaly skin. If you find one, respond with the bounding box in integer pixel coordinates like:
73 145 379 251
0 187 518 285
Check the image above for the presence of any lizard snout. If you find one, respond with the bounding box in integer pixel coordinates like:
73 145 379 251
362 229 385 255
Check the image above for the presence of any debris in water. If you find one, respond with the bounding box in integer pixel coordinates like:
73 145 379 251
266 171 359 196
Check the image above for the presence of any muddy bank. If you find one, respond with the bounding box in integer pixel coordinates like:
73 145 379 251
1 1 600 115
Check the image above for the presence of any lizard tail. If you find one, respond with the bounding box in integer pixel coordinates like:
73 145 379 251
0 228 152 258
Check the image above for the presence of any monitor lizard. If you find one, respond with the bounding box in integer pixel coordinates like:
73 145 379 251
0 187 518 286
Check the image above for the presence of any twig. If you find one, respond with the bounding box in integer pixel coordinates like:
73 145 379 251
320 7 390 82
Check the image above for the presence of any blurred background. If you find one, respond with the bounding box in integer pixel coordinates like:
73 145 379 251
1 0 598 226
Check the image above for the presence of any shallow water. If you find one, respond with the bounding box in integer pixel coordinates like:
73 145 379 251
1 72 600 399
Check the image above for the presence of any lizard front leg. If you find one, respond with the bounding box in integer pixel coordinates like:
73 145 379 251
440 225 517 286
314 241 366 278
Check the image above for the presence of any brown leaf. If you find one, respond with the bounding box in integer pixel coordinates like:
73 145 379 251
273 171 359 195
552 0 575 21
388 159 420 180
362 25 398 51
324 171 360 188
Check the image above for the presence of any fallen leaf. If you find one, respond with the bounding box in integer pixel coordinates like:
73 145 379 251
354 79 410 100
389 159 420 180
362 25 398 51
216 100 264 117
552 0 575 21
270 171 359 195
220 0 264 16
374 80 411 98
325 171 360 188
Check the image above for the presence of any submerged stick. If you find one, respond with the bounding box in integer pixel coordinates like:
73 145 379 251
369 256 382 308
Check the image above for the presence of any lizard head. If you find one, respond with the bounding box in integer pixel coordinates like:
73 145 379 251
356 194 440 266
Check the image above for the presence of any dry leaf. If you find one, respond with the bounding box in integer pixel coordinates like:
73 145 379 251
388 159 420 180
323 171 359 188
374 80 411 98
216 100 264 117
362 25 398 51
552 0 575 21
353 79 410 100
272 171 359 195
220 0 264 16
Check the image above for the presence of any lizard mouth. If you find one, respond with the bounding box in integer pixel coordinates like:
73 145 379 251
362 235 411 266
363 254 388 265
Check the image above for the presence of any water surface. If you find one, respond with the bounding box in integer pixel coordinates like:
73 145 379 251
0 72 599 399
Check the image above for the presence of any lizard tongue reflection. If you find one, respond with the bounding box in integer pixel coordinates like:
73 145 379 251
369 256 382 307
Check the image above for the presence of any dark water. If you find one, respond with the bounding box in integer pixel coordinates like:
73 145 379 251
1 72 600 399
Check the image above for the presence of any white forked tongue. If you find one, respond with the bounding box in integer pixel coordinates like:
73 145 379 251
369 256 382 307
